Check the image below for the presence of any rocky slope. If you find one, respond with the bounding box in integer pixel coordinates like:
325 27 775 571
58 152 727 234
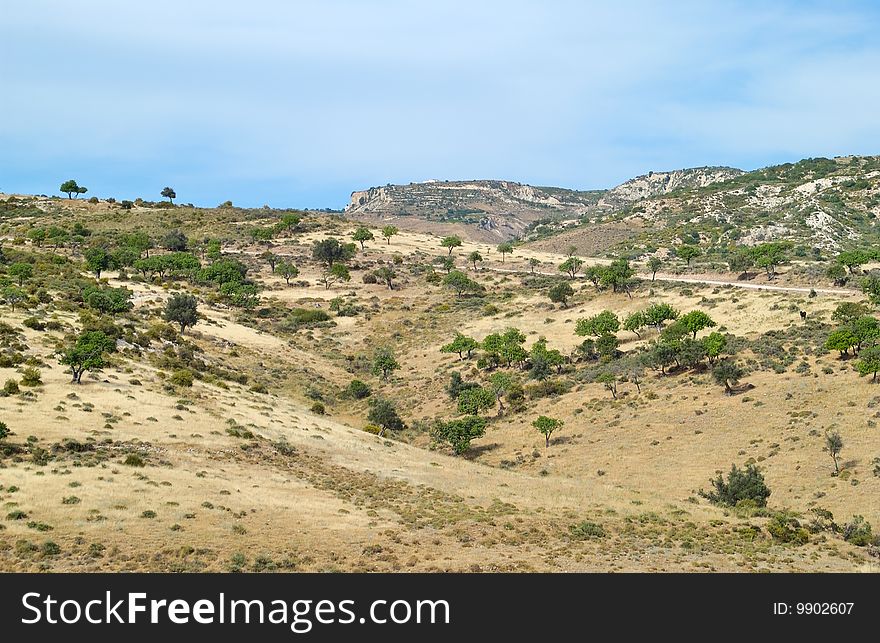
346 180 603 242
598 166 745 208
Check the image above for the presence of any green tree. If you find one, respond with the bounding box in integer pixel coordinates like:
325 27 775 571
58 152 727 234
2 286 26 311
371 347 400 381
575 310 620 337
440 333 479 359
279 212 302 233
277 261 299 286
825 328 858 357
60 179 87 199
468 251 483 271
488 371 514 415
749 242 790 279
373 266 396 290
205 239 222 261
261 250 279 273
595 371 618 399
321 263 351 289
457 387 495 416
700 464 770 507
559 256 583 279
712 359 744 395
728 249 755 277
352 226 374 250
643 302 679 330
27 228 47 248
367 398 404 436
312 238 356 267
441 235 463 255
832 302 869 324
862 273 880 306
647 256 662 281
496 242 513 263
583 265 603 289
600 258 635 296
702 331 728 364
432 417 486 455
596 333 619 360
679 310 717 339
837 250 871 274
58 331 116 383
435 255 456 274
533 415 564 447
161 229 188 251
84 247 112 278
857 346 880 382
122 231 153 258
528 257 540 273
825 431 843 475
548 281 574 307
381 225 398 244
161 187 176 203
8 262 33 286
164 293 199 334
623 311 646 338
675 245 701 266
443 270 481 297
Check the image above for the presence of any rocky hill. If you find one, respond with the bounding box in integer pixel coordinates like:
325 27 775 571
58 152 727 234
598 166 745 208
613 155 880 252
346 180 603 242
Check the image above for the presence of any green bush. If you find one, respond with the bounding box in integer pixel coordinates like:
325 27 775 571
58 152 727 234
282 308 331 330
346 379 371 399
842 515 874 546
310 402 325 415
700 463 771 507
766 514 809 545
123 454 145 467
22 317 45 331
3 379 20 395
169 369 194 387
569 521 606 539
19 367 42 386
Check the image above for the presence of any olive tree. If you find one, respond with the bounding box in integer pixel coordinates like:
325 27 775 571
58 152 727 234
533 415 563 447
164 293 199 334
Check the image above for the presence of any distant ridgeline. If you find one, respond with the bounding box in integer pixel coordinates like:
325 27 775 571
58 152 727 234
346 157 880 251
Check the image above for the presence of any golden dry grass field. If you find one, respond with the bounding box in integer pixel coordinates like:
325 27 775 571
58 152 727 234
0 197 878 572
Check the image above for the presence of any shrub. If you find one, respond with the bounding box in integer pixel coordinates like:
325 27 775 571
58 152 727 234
842 515 874 546
346 379 371 399
310 402 325 415
19 367 42 386
766 514 809 545
283 308 331 330
22 317 45 331
169 369 194 387
123 454 145 467
41 541 61 556
569 521 606 539
3 379 21 395
362 273 378 284
141 510 157 519
699 463 771 507
0 420 9 440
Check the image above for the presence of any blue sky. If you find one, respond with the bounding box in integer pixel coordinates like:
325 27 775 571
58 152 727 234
2 1 880 209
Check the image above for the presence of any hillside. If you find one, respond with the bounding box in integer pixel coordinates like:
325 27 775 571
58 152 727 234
345 180 603 242
1 193 880 572
597 166 745 208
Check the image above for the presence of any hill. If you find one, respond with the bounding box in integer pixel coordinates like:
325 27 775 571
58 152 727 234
346 180 603 242
1 188 880 573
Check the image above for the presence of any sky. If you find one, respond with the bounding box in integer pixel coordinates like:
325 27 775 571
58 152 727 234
2 1 880 209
